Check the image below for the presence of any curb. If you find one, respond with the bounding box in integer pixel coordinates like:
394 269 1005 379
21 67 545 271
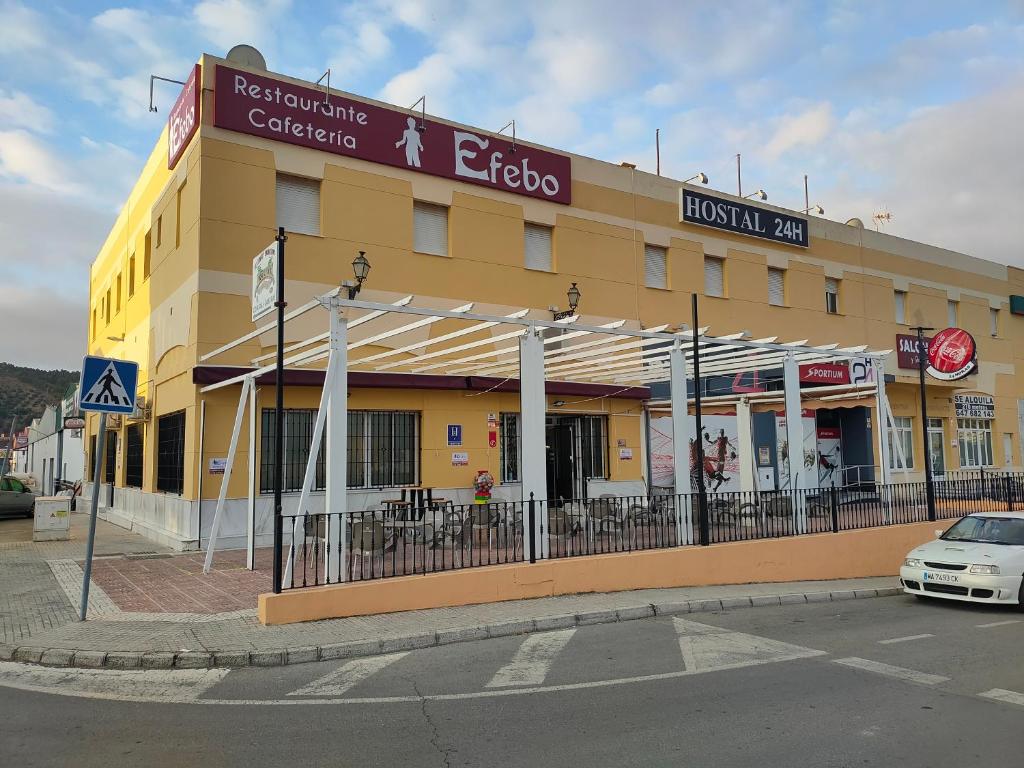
0 586 903 671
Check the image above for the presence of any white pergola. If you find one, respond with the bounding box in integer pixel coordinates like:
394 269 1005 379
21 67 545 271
197 288 900 585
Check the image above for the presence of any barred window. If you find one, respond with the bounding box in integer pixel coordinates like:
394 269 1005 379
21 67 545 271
888 416 914 470
579 415 608 480
125 424 144 488
958 418 993 468
104 432 117 484
260 409 326 494
500 412 521 483
156 411 185 494
261 409 419 492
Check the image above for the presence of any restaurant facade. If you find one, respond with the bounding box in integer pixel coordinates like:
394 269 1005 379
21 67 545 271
84 51 1024 551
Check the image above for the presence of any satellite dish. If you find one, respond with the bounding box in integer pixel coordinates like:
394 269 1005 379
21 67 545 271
845 217 864 228
226 44 267 70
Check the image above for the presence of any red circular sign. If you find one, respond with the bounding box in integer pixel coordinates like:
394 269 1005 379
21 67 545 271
926 327 976 379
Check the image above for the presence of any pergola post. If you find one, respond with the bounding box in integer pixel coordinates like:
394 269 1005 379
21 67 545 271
325 299 348 581
669 341 694 544
782 352 808 533
519 326 547 559
246 382 257 570
875 359 892 486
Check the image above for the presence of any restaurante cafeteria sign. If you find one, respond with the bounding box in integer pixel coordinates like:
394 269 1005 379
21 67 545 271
214 65 571 204
680 188 809 248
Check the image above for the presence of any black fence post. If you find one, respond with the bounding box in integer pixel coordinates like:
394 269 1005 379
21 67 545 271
1005 474 1014 512
528 493 536 564
830 484 839 533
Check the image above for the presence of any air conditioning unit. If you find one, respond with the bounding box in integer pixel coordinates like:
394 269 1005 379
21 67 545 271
107 414 123 429
126 396 152 423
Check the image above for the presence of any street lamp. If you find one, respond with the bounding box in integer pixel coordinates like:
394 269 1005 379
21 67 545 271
683 172 709 185
743 189 767 201
566 282 581 314
802 204 825 215
348 251 371 299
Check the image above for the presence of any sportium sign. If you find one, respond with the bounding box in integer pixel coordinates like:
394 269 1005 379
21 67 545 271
214 65 571 204
168 64 201 169
680 188 809 247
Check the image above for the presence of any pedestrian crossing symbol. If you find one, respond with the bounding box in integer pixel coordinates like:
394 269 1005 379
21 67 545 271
79 356 139 414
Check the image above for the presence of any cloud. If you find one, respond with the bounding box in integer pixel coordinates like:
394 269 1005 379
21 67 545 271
193 0 292 53
0 90 54 133
761 103 835 160
0 284 87 369
0 130 83 195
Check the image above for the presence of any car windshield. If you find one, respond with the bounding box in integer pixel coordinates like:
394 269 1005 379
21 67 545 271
942 516 1024 545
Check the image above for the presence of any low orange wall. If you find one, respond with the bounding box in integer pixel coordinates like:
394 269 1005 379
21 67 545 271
258 521 941 625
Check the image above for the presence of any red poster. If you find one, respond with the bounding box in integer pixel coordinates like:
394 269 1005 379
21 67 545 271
799 362 850 385
488 430 497 448
214 65 571 204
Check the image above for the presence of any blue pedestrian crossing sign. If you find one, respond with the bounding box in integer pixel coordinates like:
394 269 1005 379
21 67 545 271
79 356 139 414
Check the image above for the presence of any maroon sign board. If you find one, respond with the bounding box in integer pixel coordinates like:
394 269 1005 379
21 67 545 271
799 362 851 385
168 64 201 169
213 65 571 204
895 333 932 370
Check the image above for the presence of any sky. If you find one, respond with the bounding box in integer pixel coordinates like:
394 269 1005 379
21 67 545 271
1 0 1023 370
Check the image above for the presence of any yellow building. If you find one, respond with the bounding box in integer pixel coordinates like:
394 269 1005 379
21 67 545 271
85 50 1024 550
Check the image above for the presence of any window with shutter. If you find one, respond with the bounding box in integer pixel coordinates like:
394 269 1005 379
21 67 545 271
825 277 839 314
704 256 724 297
276 174 320 235
894 290 906 324
767 268 785 306
413 201 448 255
524 223 553 271
644 244 667 289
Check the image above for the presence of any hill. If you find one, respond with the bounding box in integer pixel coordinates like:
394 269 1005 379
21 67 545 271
0 363 79 429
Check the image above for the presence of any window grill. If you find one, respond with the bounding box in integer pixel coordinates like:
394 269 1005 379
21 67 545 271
125 424 144 488
156 411 185 494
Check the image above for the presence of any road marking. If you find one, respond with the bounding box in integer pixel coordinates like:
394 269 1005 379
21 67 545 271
48 559 121 617
977 620 1020 628
673 618 825 673
979 688 1024 707
288 653 408 697
878 634 934 644
0 660 229 703
487 629 576 688
834 657 948 685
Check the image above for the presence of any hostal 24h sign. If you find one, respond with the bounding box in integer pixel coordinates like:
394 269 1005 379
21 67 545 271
680 188 809 248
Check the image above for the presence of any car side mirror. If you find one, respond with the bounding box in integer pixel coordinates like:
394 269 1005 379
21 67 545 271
934 529 944 538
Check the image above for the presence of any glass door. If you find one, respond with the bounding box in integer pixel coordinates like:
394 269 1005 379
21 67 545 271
927 418 945 477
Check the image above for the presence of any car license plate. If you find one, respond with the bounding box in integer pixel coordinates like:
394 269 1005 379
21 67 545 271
923 572 959 583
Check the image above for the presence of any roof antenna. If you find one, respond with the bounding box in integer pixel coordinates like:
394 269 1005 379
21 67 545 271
872 211 893 231
148 74 186 112
315 68 331 105
409 96 426 132
498 120 516 153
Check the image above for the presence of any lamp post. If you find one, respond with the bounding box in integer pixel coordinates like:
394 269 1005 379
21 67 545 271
348 251 371 299
910 326 937 521
272 227 287 594
691 294 709 545
553 282 581 321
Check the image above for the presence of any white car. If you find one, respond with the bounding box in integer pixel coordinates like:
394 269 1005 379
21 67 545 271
900 512 1024 607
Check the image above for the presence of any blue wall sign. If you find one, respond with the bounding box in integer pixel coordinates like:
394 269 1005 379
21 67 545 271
447 424 463 446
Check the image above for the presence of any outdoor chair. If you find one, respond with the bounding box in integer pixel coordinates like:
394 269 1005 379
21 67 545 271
350 519 389 556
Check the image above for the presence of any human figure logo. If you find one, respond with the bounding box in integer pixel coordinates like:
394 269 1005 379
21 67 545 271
395 117 424 167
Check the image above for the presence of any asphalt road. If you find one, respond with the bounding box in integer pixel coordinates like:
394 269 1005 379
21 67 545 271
2 594 1022 767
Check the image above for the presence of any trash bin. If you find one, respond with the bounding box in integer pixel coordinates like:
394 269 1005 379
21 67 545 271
34 496 71 542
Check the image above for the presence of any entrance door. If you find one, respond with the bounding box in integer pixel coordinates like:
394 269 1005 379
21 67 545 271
546 422 576 504
927 419 945 477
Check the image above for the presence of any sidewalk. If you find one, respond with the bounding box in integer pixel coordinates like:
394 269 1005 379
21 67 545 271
0 512 902 670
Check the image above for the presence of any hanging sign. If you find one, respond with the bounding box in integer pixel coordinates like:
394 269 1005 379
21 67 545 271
252 242 278 322
680 188 808 247
926 327 977 381
954 394 994 419
488 430 497 448
215 65 571 204
63 416 86 430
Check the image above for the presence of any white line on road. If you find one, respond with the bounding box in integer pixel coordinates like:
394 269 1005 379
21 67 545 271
978 688 1024 707
878 634 934 644
0 661 229 703
288 653 409 697
674 618 825 673
976 620 1020 629
487 629 576 688
834 657 949 685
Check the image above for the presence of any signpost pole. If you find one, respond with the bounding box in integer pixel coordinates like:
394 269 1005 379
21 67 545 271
691 294 710 546
272 227 287 594
80 412 106 621
911 326 936 521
